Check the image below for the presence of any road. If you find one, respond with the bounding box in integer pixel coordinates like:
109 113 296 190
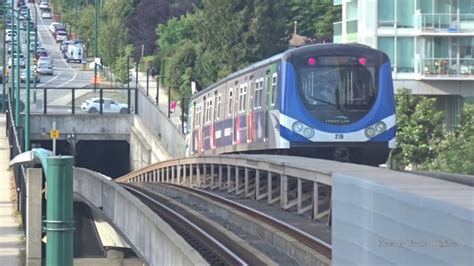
8 3 94 113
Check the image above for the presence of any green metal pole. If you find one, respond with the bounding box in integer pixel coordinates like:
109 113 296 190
10 0 14 106
2 4 6 112
33 1 37 103
15 9 20 124
93 0 98 94
25 9 30 151
44 156 74 266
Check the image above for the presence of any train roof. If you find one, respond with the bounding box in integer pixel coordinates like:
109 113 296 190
192 43 377 99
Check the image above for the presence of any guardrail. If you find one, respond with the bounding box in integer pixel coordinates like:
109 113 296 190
117 155 333 223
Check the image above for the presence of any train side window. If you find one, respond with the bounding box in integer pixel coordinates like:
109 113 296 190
257 78 264 109
238 84 244 113
271 73 277 106
195 103 202 128
205 98 212 124
227 88 233 116
242 84 248 112
216 93 222 120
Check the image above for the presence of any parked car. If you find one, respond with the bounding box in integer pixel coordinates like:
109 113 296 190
81 98 130 114
54 31 68 43
41 10 52 19
0 67 4 83
20 69 40 83
8 54 25 68
5 31 17 42
49 22 62 33
36 61 53 75
39 1 49 10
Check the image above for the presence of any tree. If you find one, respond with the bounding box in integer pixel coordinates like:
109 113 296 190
390 88 444 169
428 104 474 175
287 0 341 42
113 45 134 84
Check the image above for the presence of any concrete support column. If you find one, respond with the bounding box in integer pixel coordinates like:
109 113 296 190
26 168 42 266
312 182 319 220
218 165 223 190
280 175 288 208
210 164 215 189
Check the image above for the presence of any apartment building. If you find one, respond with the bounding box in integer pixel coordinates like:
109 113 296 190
333 0 474 129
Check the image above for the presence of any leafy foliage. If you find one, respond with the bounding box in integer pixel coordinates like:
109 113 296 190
391 88 444 169
427 104 474 175
113 45 134 84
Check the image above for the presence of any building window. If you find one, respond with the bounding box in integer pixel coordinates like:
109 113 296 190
378 37 395 68
397 0 414 28
378 0 394 26
397 37 414 73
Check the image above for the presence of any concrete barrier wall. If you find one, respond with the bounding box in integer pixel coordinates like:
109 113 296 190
29 114 132 141
332 173 474 265
74 168 207 266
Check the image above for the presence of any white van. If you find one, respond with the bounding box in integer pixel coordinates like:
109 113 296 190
66 44 84 63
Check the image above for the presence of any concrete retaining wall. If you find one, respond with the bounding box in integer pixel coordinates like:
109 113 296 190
129 116 172 171
73 168 207 266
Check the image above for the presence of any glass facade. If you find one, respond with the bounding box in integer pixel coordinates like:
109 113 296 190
397 38 415 72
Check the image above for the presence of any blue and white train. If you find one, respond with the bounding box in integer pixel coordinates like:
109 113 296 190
186 43 396 165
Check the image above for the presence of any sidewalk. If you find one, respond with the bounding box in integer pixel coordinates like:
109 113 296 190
131 70 184 130
0 115 24 266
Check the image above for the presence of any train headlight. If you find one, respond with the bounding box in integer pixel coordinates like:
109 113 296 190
365 127 376 138
375 122 386 133
303 127 315 139
292 122 304 133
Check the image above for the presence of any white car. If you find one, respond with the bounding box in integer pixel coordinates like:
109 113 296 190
49 22 62 33
81 98 130 114
41 11 52 19
5 31 17 42
39 1 49 10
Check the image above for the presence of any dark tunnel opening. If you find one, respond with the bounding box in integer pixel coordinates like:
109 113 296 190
32 140 130 179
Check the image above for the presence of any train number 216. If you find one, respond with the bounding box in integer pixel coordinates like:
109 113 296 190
335 134 344 140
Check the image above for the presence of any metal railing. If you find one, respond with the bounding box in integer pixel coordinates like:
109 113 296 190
416 13 474 33
418 57 474 77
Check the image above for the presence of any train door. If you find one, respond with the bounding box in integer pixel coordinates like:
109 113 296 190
264 70 271 142
224 85 234 153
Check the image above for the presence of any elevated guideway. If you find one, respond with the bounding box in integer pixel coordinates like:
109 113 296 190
74 154 474 265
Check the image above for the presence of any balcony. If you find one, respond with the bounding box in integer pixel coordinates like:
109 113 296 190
416 13 474 34
417 58 474 79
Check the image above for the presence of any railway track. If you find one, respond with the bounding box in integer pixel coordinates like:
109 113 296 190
122 184 248 266
124 182 332 266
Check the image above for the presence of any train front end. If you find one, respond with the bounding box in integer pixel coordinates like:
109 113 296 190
280 44 395 165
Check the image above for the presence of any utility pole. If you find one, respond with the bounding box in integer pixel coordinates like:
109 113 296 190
25 9 31 151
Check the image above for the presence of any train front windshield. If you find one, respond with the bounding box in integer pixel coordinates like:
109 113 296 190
294 54 379 125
